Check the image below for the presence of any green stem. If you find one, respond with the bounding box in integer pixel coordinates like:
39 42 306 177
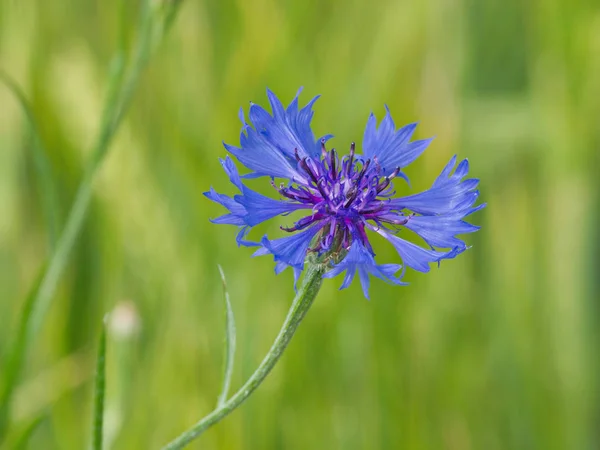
161 262 326 450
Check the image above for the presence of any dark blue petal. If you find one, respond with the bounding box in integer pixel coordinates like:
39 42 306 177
323 240 404 299
362 106 430 176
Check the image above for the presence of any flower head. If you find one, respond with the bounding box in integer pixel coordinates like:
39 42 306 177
205 89 485 298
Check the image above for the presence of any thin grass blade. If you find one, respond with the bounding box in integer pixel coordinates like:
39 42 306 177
0 70 61 249
216 265 236 407
0 0 184 438
2 414 45 450
92 319 107 450
0 265 46 439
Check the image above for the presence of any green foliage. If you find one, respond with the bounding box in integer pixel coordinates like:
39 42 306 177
0 0 598 448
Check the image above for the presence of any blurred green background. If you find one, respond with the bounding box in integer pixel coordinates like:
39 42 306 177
1 0 599 449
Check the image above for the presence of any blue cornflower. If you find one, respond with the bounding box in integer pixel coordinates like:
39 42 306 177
205 89 485 298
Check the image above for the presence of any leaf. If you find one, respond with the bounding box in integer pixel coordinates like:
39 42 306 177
216 265 236 407
92 319 107 450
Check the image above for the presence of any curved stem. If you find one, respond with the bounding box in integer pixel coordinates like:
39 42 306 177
161 262 326 450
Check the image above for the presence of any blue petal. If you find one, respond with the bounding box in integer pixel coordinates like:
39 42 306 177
220 155 243 190
402 214 480 249
362 106 431 176
207 156 307 227
269 88 322 159
390 157 480 215
376 229 449 273
236 226 259 248
204 188 246 225
205 156 311 252
226 89 326 179
323 240 404 299
225 138 300 181
253 223 325 270
234 189 308 227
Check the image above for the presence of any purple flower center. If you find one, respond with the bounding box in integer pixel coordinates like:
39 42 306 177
273 140 408 256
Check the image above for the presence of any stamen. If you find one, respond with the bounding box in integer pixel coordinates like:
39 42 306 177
299 158 318 183
343 142 355 178
360 203 385 215
329 148 337 180
376 166 401 193
355 159 371 186
341 226 350 249
388 166 401 180
343 187 358 208
270 179 293 199
280 214 321 233
299 157 332 201
341 158 371 208
373 156 381 174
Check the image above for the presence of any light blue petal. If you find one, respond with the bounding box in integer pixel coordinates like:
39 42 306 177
391 157 480 215
376 229 449 273
236 226 259 247
226 89 326 179
234 190 308 227
402 215 480 249
206 157 308 237
253 224 325 270
362 106 430 176
323 240 404 299
225 137 300 181
219 156 243 191
204 188 246 225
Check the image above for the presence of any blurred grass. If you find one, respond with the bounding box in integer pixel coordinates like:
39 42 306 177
0 0 599 449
